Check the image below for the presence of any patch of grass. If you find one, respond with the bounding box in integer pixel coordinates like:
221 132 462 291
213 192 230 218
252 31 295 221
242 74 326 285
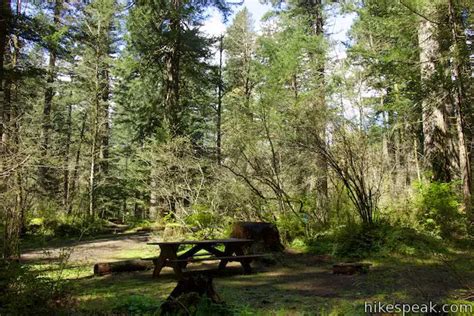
115 247 157 260
73 273 176 313
112 294 163 314
29 262 93 280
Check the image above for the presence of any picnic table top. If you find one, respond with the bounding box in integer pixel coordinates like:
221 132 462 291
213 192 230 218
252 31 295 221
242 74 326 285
147 238 253 246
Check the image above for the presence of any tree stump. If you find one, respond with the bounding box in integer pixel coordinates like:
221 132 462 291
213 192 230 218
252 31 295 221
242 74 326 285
332 262 371 275
160 274 222 315
93 260 153 276
230 222 284 253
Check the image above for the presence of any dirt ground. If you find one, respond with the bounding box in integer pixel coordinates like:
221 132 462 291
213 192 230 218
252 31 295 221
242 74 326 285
21 233 154 264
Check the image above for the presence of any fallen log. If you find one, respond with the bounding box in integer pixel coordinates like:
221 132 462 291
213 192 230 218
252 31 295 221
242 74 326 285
103 221 129 234
93 260 153 276
230 221 284 253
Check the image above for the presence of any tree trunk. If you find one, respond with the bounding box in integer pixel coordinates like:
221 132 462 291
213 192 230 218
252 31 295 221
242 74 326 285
164 0 181 136
216 35 223 165
2 77 21 259
67 112 87 215
243 38 252 115
307 0 328 217
418 9 452 182
89 55 101 217
447 0 472 227
99 67 110 176
0 0 11 144
2 76 17 259
63 102 72 211
89 102 98 218
0 0 9 84
1 78 11 147
149 176 158 219
149 0 182 219
89 17 112 218
39 0 62 195
0 0 12 150
3 27 21 259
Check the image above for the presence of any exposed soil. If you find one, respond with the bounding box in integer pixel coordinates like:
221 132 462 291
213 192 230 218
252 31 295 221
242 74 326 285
21 233 154 264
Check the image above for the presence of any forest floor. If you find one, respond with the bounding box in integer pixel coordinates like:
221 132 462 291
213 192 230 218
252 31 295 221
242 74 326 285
20 232 474 315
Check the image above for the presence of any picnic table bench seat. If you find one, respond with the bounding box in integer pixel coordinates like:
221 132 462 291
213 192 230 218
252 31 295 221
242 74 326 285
142 254 266 262
141 252 216 261
168 254 268 263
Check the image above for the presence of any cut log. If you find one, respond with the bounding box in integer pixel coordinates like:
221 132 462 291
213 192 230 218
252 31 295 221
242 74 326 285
333 262 371 275
93 260 153 276
108 218 124 225
160 274 222 315
104 220 129 229
230 222 284 253
103 221 129 234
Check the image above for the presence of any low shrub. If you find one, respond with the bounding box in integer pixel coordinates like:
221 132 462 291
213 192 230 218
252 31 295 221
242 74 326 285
302 230 338 255
413 181 465 238
332 222 389 259
53 218 107 238
0 260 71 315
26 215 110 238
54 222 83 237
26 217 48 235
185 205 221 238
301 221 445 259
276 213 306 243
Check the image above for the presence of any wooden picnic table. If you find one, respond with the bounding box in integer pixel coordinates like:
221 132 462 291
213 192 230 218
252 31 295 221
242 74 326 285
146 238 261 278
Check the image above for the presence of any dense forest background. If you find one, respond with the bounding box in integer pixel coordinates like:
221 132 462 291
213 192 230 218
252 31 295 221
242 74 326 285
0 0 473 259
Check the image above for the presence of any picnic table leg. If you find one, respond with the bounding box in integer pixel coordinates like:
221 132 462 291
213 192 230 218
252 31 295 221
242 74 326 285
152 257 166 278
171 263 183 279
167 245 184 280
218 244 235 271
153 244 183 279
235 246 252 274
218 243 252 273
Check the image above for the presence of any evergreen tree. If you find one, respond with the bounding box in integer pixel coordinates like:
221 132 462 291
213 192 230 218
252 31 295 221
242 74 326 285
76 0 118 217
